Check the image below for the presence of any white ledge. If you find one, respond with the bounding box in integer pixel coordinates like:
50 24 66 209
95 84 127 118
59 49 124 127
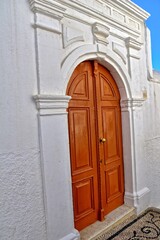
121 98 145 111
33 94 71 115
125 37 142 50
108 0 150 20
32 22 62 34
29 0 66 19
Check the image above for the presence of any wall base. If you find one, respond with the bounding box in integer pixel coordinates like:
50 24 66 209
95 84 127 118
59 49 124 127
125 187 150 214
60 229 80 240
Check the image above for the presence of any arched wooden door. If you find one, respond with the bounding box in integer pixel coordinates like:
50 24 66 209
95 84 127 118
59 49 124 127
67 61 124 231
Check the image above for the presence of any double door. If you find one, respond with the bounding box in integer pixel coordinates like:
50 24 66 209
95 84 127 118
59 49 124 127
67 61 124 230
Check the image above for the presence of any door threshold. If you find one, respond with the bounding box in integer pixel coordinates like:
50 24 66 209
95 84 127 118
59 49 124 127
80 205 135 240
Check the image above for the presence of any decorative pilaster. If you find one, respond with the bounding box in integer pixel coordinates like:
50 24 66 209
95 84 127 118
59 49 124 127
29 0 66 95
33 94 79 240
121 97 150 213
145 28 154 81
29 2 79 239
125 37 143 76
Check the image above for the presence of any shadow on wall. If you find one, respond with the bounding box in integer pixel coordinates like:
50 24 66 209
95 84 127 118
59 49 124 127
153 70 160 82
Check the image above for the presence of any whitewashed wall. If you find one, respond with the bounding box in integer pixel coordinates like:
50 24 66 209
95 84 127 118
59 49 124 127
0 1 47 240
144 71 160 208
1 0 160 240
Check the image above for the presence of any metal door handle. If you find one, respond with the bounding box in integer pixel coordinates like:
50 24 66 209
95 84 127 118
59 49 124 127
100 138 106 143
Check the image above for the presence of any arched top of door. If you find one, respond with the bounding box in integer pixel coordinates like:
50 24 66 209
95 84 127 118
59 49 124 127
67 61 121 101
62 45 132 100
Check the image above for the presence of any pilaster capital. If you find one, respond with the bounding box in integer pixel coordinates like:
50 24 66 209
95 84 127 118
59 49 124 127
121 98 145 111
125 37 142 51
33 94 71 115
125 37 143 61
29 0 66 19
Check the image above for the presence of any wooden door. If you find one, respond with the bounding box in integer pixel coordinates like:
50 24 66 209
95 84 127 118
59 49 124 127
67 61 124 231
94 62 124 219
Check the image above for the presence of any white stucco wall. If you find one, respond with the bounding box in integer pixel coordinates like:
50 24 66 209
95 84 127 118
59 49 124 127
144 71 160 208
1 0 160 240
0 1 47 239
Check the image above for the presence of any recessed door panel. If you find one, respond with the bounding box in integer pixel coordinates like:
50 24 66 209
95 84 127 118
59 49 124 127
105 165 122 201
70 73 89 100
69 108 93 172
73 177 95 217
102 107 119 160
100 74 115 99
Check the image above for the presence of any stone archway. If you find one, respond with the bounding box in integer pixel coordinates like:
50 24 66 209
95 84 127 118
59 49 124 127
62 50 136 212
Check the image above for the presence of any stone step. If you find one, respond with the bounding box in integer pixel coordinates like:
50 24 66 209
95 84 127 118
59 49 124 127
80 205 136 240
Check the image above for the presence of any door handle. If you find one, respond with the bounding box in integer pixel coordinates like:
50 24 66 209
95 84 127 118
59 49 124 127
100 138 106 143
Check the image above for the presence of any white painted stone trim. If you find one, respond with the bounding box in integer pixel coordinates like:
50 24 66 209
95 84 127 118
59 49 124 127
62 25 85 48
29 0 150 39
125 37 142 51
32 22 62 34
63 0 149 22
61 46 132 100
33 95 71 115
125 187 150 213
121 98 145 111
146 28 154 81
107 0 150 20
60 231 80 240
92 22 110 45
125 37 142 64
112 42 127 64
29 0 66 18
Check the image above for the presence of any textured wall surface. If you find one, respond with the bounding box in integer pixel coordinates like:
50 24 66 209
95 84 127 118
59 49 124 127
0 149 47 240
0 0 47 239
145 138 160 207
153 71 160 82
1 0 160 239
144 75 160 208
0 0 38 152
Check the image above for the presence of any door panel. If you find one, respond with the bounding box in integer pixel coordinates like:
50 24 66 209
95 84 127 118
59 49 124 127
94 62 124 217
105 165 122 201
100 74 115 100
69 109 92 172
67 61 124 230
69 72 90 100
67 62 99 231
74 177 95 216
102 107 120 161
